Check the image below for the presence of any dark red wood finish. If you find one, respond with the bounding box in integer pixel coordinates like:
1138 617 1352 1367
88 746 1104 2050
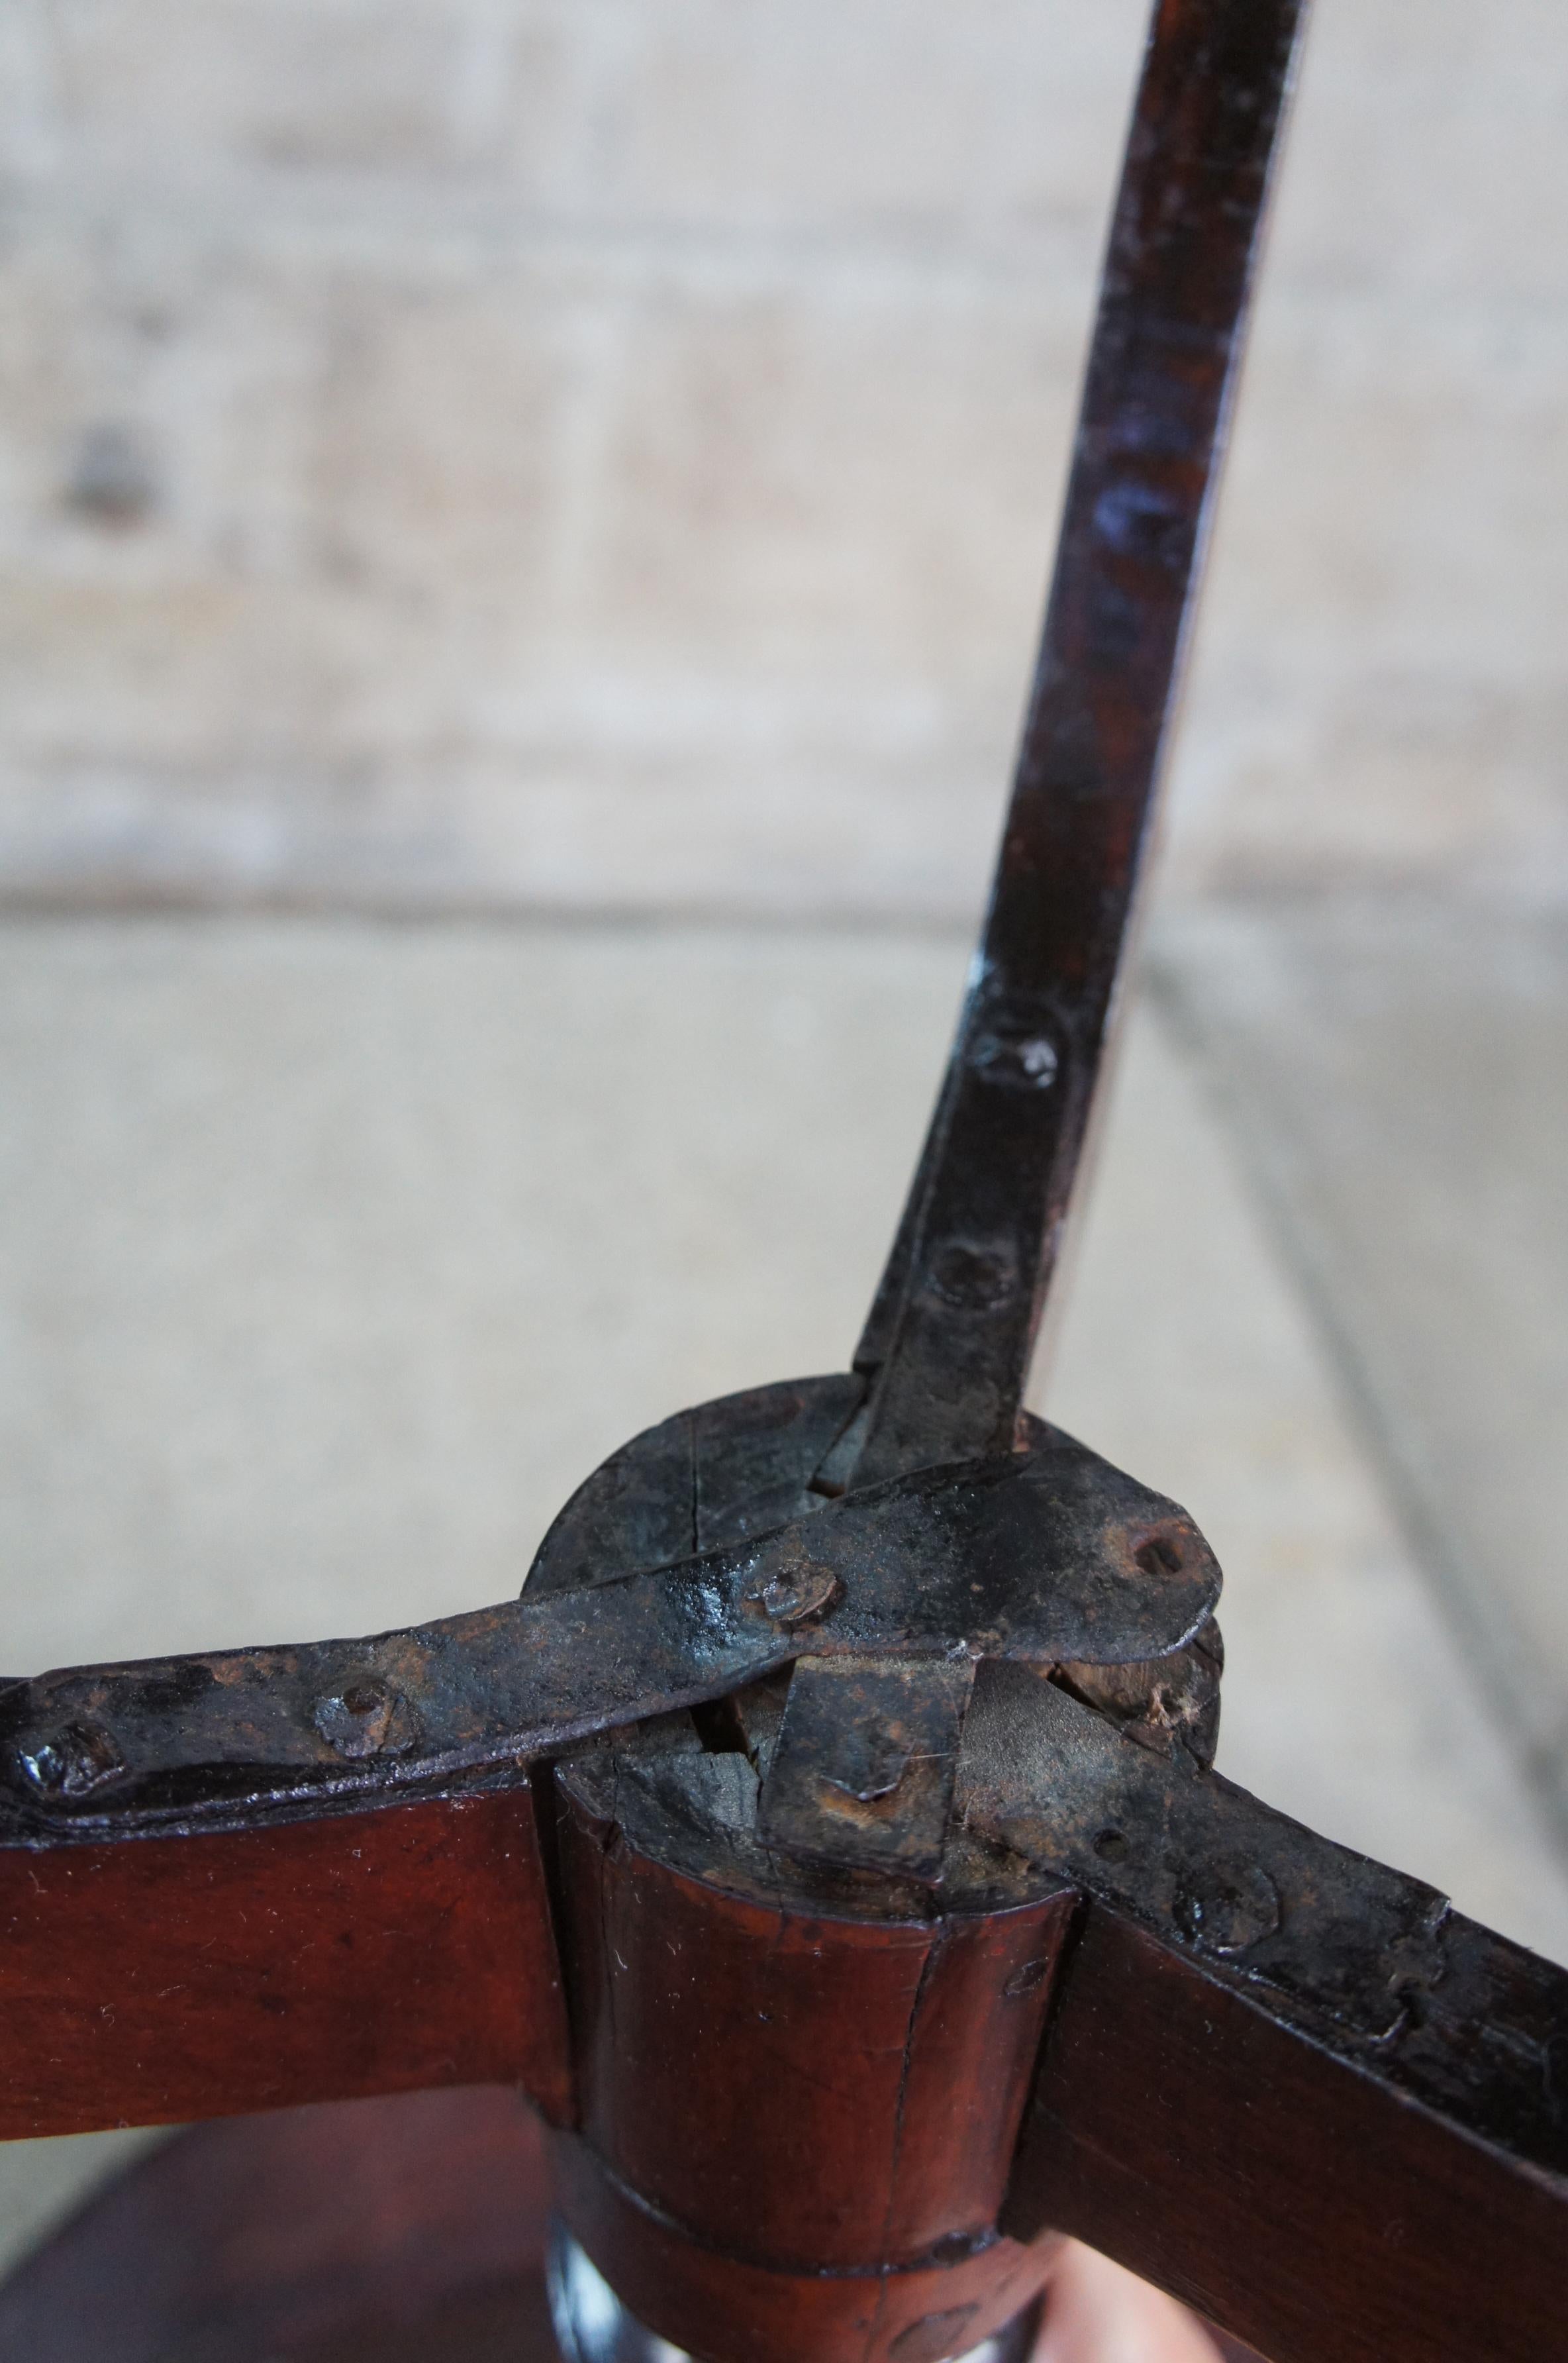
853 0 1307 1481
551 1765 1075 2360
0 7 1560 2361
1009 1907 1565 2363
0 1784 569 2138
553 2134 1062 2363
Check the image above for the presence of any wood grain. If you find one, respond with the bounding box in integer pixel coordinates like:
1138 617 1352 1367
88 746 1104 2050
556 1765 1073 2270
1006 1903 1568 2363
0 1784 569 2138
552 2129 1062 2363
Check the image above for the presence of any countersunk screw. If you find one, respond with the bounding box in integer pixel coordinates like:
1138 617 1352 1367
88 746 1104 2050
967 999 1060 1093
750 1561 841 1627
1175 1856 1281 1956
19 1720 126 1799
927 1239 1017 1313
314 1678 418 1760
1134 1529 1185 1577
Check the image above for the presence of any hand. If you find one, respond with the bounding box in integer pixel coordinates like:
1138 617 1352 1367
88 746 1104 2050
1036 2241 1233 2363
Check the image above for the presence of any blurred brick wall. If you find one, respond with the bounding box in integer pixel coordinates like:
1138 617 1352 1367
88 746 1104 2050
0 0 1565 917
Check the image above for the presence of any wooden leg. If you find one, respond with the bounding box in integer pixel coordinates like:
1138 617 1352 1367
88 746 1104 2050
0 2086 1255 2363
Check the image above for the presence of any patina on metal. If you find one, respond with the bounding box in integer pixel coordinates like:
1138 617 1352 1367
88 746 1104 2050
0 1420 1218 1836
0 5 1564 2362
845 0 1304 1489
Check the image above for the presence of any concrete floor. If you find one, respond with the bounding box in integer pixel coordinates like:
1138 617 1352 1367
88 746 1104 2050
5 0 1565 2315
0 907 1563 2276
5 0 1568 921
1155 895 1568 1835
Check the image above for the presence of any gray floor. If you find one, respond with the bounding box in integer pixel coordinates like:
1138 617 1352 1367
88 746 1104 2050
0 905 1563 2276
1155 895 1568 1838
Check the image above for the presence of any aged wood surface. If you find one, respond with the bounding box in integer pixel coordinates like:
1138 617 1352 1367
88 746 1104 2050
1008 1907 1567 2363
985 1672 1568 2362
0 3 1561 2359
556 1764 1075 2268
0 1784 569 2138
851 0 1307 1483
548 1750 1071 2362
552 2132 1058 2363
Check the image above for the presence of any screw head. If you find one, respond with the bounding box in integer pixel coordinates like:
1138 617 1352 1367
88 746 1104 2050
967 995 1061 1093
927 1238 1017 1313
313 1678 418 1760
18 1720 125 1799
750 1560 841 1627
1175 1856 1281 1956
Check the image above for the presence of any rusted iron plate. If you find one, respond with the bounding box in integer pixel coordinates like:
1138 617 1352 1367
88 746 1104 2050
983 1676 1568 2360
0 1417 1216 1838
1006 1905 1568 2363
853 0 1308 1483
758 1655 976 1880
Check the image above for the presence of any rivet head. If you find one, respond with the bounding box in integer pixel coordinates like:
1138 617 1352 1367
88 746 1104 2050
748 1561 841 1627
19 1721 125 1799
967 997 1060 1092
1175 1857 1281 1956
313 1679 418 1760
1134 1529 1185 1577
927 1238 1017 1313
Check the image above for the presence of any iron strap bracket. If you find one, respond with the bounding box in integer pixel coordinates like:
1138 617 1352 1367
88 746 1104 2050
0 7 1564 2363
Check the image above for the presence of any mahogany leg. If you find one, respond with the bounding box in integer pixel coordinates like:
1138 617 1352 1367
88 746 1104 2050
0 2086 1251 2363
